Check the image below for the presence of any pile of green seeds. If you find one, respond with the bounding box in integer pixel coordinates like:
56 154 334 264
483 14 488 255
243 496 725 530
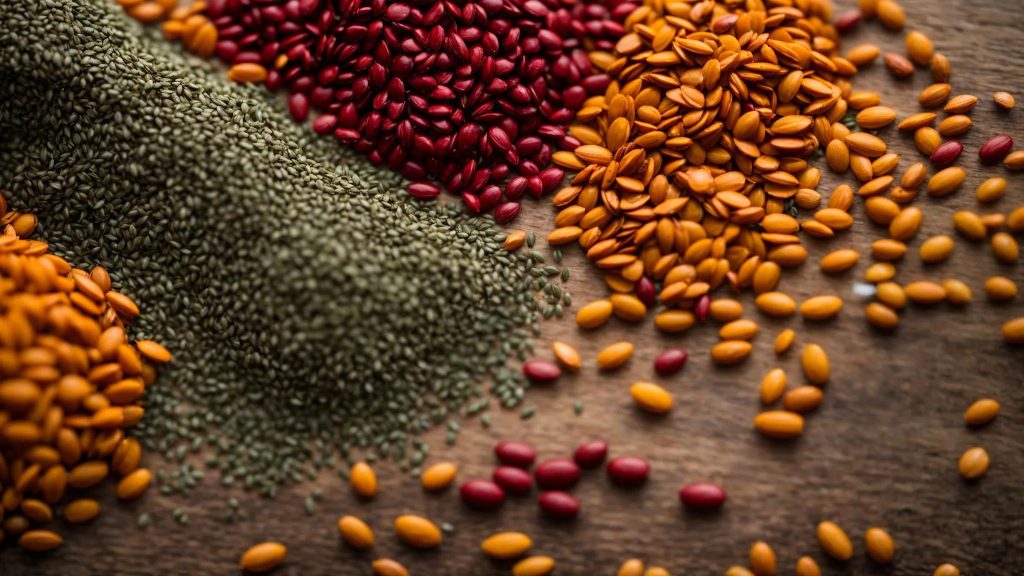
0 0 569 496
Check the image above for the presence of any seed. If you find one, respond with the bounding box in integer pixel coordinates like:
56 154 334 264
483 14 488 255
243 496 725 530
394 515 442 549
929 141 962 166
654 310 695 333
749 541 777 575
906 31 934 64
720 319 759 341
597 342 635 370
985 276 1018 301
927 168 966 197
576 300 613 329
800 296 844 321
710 341 753 366
116 468 152 500
953 211 988 240
865 263 896 283
801 344 830 386
644 568 670 576
964 399 1000 427
978 135 1014 164
899 112 937 131
678 481 726 512
19 530 63 552
348 462 378 499
504 231 527 251
826 140 850 172
865 303 900 330
958 447 990 479
884 52 914 77
654 349 688 376
460 479 506 509
865 527 895 563
551 342 581 372
795 556 821 576
537 490 580 519
372 559 409 576
919 83 952 108
974 177 1007 203
513 556 556 576
1003 317 1024 344
931 53 951 81
226 63 267 84
754 261 783 294
877 282 908 310
944 94 978 114
817 521 853 561
420 462 458 492
573 440 608 469
338 516 375 549
239 542 287 573
755 292 797 318
775 329 796 355
618 559 646 576
905 281 947 305
845 132 887 157
920 235 955 264
938 115 972 136
914 127 942 155
492 466 533 494
877 0 906 28
754 411 804 439
783 386 824 413
991 232 1020 263
993 91 1016 110
522 359 561 383
709 299 744 322
820 249 860 274
856 106 897 129
864 197 900 225
610 294 647 322
943 279 973 306
1010 206 1024 232
934 563 960 576
606 456 650 486
760 369 788 405
495 440 536 468
481 532 533 560
1005 151 1024 170
889 207 923 240
63 499 101 524
630 382 674 414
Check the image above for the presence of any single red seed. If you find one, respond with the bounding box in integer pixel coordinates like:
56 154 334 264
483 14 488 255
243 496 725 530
929 141 963 166
459 479 506 509
606 456 650 486
407 181 441 200
834 9 862 33
711 14 738 34
494 440 537 468
695 294 711 322
533 458 581 490
492 466 533 494
288 92 309 122
678 481 727 512
522 359 560 383
537 491 580 519
494 201 521 224
635 276 656 306
573 440 608 469
978 135 1014 164
654 349 688 376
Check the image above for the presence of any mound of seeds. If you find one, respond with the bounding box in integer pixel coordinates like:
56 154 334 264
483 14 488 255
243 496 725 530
0 0 566 496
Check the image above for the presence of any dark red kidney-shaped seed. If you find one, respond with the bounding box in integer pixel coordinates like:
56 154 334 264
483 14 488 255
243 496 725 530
494 440 537 468
834 9 861 33
534 458 581 490
407 181 441 200
492 466 533 494
606 457 650 486
459 479 506 510
930 140 963 166
573 440 608 469
522 359 561 383
695 294 711 322
654 349 688 376
493 201 521 224
678 481 727 512
979 135 1014 164
538 491 580 519
635 276 656 306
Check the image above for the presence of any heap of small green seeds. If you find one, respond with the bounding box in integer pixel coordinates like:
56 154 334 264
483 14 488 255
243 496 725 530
0 0 569 496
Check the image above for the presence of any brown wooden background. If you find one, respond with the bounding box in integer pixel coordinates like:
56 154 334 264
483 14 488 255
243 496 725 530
3 0 1023 574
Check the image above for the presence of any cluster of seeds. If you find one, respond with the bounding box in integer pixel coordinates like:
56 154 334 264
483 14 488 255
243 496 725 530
723 520 895 575
0 193 168 551
128 0 638 221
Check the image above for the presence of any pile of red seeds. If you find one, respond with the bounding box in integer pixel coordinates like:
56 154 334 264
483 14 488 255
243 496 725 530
200 0 635 221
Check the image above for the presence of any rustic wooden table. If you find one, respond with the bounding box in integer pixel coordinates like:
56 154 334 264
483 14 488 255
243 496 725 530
3 0 1023 574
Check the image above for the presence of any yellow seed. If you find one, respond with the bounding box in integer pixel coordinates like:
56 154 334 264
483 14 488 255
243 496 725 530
709 299 744 322
719 319 759 341
1008 205 1024 232
551 341 581 371
933 563 960 576
801 344 830 386
889 207 922 241
819 249 859 274
783 386 823 413
943 279 972 306
865 302 900 330
795 556 821 576
800 296 844 321
371 559 409 576
953 211 988 240
865 527 895 563
845 132 887 157
394 514 442 548
20 499 53 523
774 329 795 355
755 292 796 318
900 162 928 189
760 369 787 405
63 499 100 524
725 567 755 576
481 532 532 560
876 282 908 310
1006 151 1024 170
905 281 946 305
976 177 1007 203
817 521 853 561
227 63 268 84
654 310 695 333
919 83 952 108
350 461 378 498
865 262 896 283
504 231 526 251
815 208 854 229
991 232 1019 264
855 106 896 130
845 44 880 67
984 276 1018 301
754 411 804 439
19 530 63 552
420 462 457 491
945 94 978 113
643 568 670 576
239 542 287 573
597 342 635 370
630 382 673 414
749 541 777 575
877 0 905 29
610 294 646 322
710 340 753 366
931 53 951 82
919 235 954 264
906 31 933 64
513 556 556 576
116 468 152 500
898 112 937 132
753 261 782 294
993 91 1016 110
864 196 900 225
338 515 375 549
617 558 645 576
927 166 967 196
67 461 109 489
576 300 613 329
964 398 1000 427
958 447 989 479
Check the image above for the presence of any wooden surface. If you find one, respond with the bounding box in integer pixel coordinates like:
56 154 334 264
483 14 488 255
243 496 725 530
3 0 1024 573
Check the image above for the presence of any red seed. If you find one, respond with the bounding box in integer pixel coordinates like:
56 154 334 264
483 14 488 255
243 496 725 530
606 457 650 486
537 491 580 519
533 458 580 490
494 201 521 224
979 135 1014 164
288 93 309 122
654 349 688 376
635 276 656 306
407 181 441 200
522 359 560 383
678 481 727 512
834 9 862 33
695 294 711 322
492 466 533 494
573 440 608 469
930 141 963 166
494 440 537 468
459 479 505 509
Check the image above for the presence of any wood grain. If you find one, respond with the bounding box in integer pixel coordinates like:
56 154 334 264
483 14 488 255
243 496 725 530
3 0 1024 574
